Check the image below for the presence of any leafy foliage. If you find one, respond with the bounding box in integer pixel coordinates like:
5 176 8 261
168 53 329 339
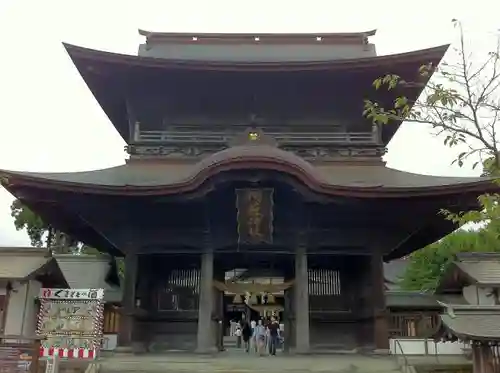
11 199 49 247
400 226 500 291
364 21 500 290
364 20 500 172
10 199 98 255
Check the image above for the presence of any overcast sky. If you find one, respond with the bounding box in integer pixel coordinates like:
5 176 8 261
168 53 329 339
0 0 498 246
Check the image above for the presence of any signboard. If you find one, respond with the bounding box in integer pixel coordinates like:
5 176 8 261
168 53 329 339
236 188 274 245
0 346 33 373
40 288 104 300
37 288 104 359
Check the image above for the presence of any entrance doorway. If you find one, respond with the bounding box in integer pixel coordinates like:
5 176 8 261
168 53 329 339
215 252 293 352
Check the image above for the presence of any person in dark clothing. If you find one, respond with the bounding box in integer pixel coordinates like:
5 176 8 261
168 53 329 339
267 316 280 356
241 319 252 352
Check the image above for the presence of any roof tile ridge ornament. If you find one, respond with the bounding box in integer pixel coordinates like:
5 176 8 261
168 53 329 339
437 300 456 318
229 127 277 148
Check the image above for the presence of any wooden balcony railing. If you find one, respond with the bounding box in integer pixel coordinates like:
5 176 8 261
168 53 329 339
136 130 377 145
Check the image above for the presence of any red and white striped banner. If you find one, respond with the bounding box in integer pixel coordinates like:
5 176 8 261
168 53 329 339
40 347 97 359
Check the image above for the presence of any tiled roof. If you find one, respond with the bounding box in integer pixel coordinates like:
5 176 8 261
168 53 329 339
54 255 122 303
456 253 500 285
384 259 409 285
0 149 489 189
0 248 52 280
440 304 500 341
435 253 500 293
386 291 466 308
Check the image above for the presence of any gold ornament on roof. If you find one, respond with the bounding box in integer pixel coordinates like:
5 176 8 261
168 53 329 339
248 131 260 141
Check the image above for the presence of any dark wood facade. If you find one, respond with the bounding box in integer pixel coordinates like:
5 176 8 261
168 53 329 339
0 31 496 353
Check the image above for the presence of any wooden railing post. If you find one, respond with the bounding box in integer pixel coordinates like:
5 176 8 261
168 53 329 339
31 339 41 373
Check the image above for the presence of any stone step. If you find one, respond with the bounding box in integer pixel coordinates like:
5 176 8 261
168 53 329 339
98 353 403 373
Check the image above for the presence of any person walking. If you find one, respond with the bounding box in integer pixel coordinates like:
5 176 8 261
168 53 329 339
267 316 280 356
241 319 252 353
253 319 267 356
235 321 242 348
250 319 257 352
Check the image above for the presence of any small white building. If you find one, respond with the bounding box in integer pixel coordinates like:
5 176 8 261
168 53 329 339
0 247 67 337
388 252 500 357
0 248 122 352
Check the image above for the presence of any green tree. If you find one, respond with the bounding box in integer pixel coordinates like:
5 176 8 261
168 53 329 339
11 198 48 247
363 21 500 290
364 20 500 172
10 199 97 254
400 227 499 291
11 199 124 280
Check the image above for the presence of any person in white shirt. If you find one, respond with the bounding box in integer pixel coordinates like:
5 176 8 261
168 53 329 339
235 322 242 348
250 319 257 352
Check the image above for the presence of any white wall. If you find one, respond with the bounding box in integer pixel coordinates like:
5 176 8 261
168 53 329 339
390 338 469 355
4 280 41 337
101 334 118 351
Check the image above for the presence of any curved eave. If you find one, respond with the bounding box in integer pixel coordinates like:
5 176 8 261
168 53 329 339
63 42 449 72
21 199 122 257
0 161 496 199
439 310 500 342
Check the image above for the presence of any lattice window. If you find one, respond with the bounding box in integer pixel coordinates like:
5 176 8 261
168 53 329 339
308 269 347 311
308 269 341 295
157 269 200 311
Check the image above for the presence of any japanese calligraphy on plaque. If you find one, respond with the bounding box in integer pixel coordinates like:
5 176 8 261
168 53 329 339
37 288 104 351
236 188 274 244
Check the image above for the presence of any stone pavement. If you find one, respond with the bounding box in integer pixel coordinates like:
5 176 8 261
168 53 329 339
98 351 403 373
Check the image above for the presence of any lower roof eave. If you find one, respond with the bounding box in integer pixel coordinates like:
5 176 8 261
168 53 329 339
0 166 497 199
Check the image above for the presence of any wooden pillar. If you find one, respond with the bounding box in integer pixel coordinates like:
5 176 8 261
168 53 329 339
283 267 294 353
472 344 481 373
196 249 215 353
371 248 389 351
474 344 495 373
117 252 138 349
213 266 225 351
294 243 310 353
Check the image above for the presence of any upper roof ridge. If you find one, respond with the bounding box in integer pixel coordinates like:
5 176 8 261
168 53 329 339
138 29 377 45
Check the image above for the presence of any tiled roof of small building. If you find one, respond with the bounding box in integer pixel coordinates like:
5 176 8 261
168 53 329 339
455 253 500 285
439 303 500 341
55 254 121 303
435 253 500 293
384 259 408 286
0 247 52 280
